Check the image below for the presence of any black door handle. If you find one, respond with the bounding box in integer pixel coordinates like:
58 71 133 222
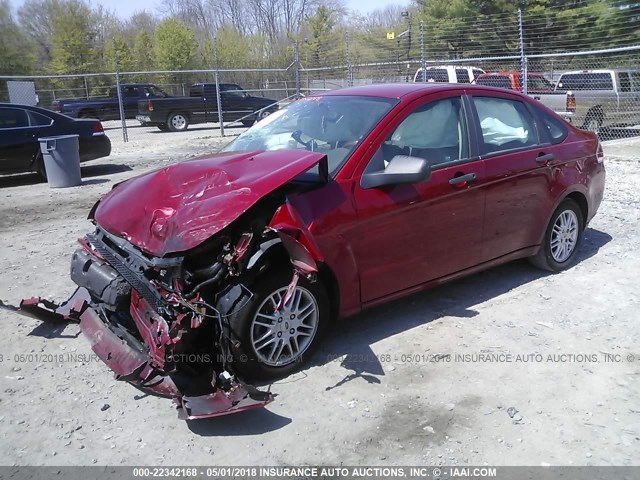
536 153 554 165
449 172 477 186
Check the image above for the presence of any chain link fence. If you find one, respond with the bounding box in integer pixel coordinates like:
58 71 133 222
2 6 639 142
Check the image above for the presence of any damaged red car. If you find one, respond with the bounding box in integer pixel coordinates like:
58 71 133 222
28 84 605 419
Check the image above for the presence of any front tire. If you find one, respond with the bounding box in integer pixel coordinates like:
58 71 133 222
529 198 584 272
167 113 189 132
226 269 329 380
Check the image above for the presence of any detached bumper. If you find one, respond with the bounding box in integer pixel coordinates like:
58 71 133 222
79 303 274 419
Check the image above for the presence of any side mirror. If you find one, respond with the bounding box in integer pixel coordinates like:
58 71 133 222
360 155 431 189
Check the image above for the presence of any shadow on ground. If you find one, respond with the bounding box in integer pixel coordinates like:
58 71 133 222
307 227 612 389
185 407 292 436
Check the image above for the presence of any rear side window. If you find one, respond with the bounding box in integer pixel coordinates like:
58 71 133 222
424 69 449 83
538 110 568 144
456 69 471 83
557 73 613 91
476 76 512 90
472 69 484 80
0 108 29 128
631 72 640 91
472 96 539 154
28 111 53 126
618 72 631 92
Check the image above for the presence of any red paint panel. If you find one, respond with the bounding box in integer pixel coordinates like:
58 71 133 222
93 150 327 257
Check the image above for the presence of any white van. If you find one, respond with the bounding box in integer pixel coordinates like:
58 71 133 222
413 65 485 84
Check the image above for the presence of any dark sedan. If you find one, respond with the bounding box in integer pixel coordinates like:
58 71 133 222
0 103 111 179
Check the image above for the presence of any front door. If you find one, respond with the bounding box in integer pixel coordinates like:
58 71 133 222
351 93 486 303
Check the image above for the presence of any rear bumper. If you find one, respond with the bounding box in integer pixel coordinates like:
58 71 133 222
79 135 111 162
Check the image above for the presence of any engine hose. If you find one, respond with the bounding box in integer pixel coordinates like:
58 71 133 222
191 261 223 281
185 265 227 299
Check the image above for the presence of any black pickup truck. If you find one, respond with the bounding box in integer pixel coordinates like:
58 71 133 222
136 83 279 131
54 84 169 120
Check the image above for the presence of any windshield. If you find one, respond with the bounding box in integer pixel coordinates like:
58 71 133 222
222 95 398 176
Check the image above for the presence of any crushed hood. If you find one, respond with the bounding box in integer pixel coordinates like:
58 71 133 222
93 150 327 257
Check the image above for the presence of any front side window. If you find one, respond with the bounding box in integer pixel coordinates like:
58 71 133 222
144 86 166 98
223 95 397 176
472 96 538 154
0 108 29 128
365 97 468 173
524 75 554 91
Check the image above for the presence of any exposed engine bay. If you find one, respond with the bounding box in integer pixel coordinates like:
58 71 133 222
7 150 329 420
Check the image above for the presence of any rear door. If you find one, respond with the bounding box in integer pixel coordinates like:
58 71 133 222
0 107 34 172
352 91 486 302
467 93 557 261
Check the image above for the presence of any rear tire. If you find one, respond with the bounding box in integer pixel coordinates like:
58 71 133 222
157 125 170 132
224 269 329 380
35 153 47 181
529 198 584 272
167 113 189 132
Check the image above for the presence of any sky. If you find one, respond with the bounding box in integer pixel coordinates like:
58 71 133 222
9 0 407 19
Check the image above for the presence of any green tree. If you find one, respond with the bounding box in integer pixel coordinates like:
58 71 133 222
154 17 197 70
133 30 155 72
48 2 98 74
104 34 134 72
0 0 34 74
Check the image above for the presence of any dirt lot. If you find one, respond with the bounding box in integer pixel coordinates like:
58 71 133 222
0 123 638 467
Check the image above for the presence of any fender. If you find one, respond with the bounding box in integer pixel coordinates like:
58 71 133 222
268 201 324 275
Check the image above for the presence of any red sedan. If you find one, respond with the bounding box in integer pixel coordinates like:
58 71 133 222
32 84 605 419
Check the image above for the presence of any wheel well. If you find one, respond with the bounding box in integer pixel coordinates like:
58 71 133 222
565 192 588 225
169 111 189 120
317 262 340 322
251 242 339 322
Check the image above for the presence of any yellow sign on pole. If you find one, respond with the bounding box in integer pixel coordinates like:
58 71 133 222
386 32 395 40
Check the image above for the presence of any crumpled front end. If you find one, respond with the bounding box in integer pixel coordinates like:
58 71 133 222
5 150 329 420
66 226 278 420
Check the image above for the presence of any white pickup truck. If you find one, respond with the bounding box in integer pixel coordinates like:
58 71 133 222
553 69 640 132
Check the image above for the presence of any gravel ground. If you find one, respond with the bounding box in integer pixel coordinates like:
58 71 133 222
0 124 638 467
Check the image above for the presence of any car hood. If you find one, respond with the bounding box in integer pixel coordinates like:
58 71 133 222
93 150 327 257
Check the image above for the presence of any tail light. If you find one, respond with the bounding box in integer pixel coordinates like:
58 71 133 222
596 141 604 164
566 91 576 113
93 122 104 135
147 100 154 112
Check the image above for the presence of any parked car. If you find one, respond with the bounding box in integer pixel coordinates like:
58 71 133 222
28 84 604 419
553 69 640 132
136 83 279 131
475 71 555 93
54 83 168 120
0 103 111 179
413 65 485 83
